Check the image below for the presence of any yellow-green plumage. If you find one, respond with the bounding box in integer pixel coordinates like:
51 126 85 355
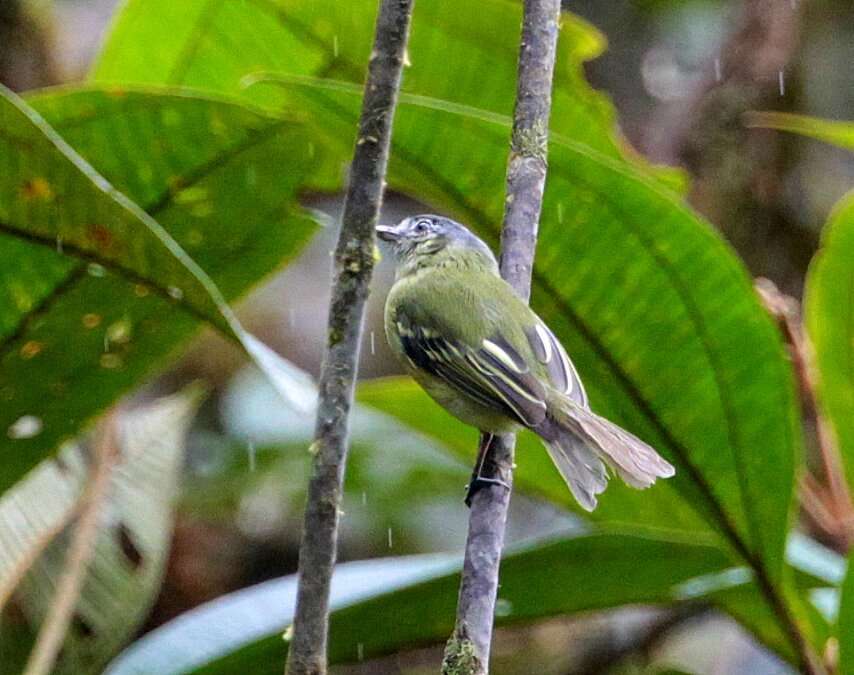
385 248 552 432
379 215 674 511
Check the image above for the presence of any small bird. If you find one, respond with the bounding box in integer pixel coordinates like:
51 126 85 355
377 214 675 511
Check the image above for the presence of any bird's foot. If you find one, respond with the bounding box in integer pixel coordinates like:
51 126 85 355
464 476 511 507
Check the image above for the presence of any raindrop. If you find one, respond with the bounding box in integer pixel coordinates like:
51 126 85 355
282 625 293 642
556 202 563 223
87 263 106 277
106 318 133 344
387 527 393 549
714 58 722 82
495 598 513 617
248 441 256 472
168 286 184 300
56 236 63 254
357 643 364 661
361 491 367 506
8 415 43 439
778 70 785 96
333 35 339 58
370 331 376 355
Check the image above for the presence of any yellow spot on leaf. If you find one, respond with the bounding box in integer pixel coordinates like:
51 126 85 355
82 313 102 329
100 353 122 369
20 178 54 201
106 318 133 344
20 341 43 359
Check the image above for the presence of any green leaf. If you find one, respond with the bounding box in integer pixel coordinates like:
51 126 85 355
839 554 854 675
745 112 854 152
0 86 317 494
91 0 686 193
805 191 854 488
105 533 733 675
93 0 801 653
0 388 202 674
358 377 709 534
346 77 797 580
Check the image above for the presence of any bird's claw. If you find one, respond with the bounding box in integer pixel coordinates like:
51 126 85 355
464 476 510 507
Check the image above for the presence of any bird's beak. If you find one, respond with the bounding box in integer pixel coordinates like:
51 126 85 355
375 224 399 242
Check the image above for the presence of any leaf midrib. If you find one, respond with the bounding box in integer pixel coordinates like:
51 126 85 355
0 110 292 356
275 68 812 658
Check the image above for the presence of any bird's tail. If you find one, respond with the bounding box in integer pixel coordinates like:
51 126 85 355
534 394 675 511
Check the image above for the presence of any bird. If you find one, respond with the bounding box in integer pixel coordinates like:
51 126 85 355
376 214 675 511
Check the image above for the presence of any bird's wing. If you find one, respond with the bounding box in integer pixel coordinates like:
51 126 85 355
394 310 549 428
523 319 589 408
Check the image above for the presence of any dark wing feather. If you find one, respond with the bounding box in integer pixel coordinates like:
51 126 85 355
396 314 547 427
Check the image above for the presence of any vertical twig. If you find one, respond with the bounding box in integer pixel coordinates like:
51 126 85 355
23 413 120 675
441 2 560 673
284 2 414 675
756 277 854 552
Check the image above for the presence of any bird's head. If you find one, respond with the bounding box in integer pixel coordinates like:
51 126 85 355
376 215 497 274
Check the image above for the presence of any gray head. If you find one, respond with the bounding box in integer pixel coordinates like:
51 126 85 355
376 215 497 270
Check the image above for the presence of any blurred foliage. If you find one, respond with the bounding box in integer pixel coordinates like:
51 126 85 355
0 86 317 492
0 388 201 674
93 0 801 590
106 534 733 675
0 0 852 673
840 560 854 675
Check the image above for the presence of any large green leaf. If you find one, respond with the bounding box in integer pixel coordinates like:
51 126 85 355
805 191 854 488
0 388 201 674
91 0 805 657
0 86 317 494
93 0 798 586
301 79 797 586
358 377 709 536
91 0 685 193
104 533 733 675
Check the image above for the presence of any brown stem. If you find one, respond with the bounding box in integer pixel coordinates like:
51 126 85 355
23 413 120 675
566 604 710 675
284 3 414 675
441 1 560 673
756 277 854 553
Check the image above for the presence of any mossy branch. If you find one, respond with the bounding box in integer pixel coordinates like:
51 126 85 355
285 2 414 674
441 1 561 672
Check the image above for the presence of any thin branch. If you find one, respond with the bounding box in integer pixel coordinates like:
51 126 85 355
566 604 710 675
23 413 120 675
756 277 854 553
441 2 560 673
284 3 414 675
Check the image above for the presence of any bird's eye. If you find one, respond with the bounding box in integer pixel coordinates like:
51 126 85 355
413 218 431 234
